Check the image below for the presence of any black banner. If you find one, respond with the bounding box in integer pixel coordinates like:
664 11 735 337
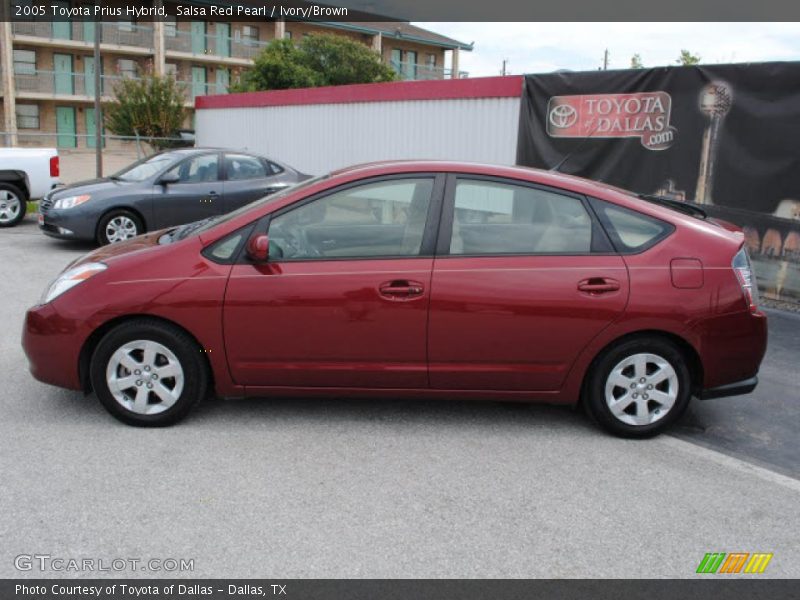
3 579 800 600
517 62 800 303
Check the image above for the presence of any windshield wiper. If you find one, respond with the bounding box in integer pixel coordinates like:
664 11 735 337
637 194 707 219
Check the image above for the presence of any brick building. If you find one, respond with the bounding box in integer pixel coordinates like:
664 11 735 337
0 4 472 148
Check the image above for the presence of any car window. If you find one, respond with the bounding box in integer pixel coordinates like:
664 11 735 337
589 197 672 253
112 153 176 182
165 154 219 184
449 179 593 255
226 154 269 181
268 178 434 260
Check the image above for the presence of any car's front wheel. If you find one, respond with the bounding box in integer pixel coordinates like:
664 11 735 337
90 319 208 426
97 209 143 245
585 337 692 438
0 183 27 228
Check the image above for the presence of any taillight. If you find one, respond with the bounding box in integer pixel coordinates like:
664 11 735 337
733 246 759 313
49 156 60 178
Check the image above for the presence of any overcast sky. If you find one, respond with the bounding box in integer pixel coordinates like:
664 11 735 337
420 23 800 76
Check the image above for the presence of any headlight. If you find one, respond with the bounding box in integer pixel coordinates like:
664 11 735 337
53 194 91 209
40 262 107 305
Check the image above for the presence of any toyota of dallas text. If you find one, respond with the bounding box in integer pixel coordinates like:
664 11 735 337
22 161 767 437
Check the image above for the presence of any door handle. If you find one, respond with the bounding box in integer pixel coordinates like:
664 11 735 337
208 191 219 196
578 278 621 294
379 280 425 299
264 183 290 194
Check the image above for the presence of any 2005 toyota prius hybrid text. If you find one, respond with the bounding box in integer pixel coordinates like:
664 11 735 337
22 162 767 437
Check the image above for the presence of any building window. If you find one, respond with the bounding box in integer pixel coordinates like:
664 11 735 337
165 63 178 78
426 53 436 68
13 50 36 75
16 104 40 129
118 20 135 32
390 48 402 71
117 59 137 79
284 31 292 40
164 16 177 37
240 25 259 45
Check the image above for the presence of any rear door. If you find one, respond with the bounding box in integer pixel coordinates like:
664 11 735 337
222 153 293 211
428 175 629 391
152 152 222 229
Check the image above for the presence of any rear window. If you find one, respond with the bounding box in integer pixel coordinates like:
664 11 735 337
589 197 673 253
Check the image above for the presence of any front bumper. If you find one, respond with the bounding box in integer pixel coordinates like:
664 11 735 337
699 376 759 400
38 207 97 241
22 302 86 391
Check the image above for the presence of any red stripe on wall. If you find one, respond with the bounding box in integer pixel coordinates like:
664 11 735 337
195 76 524 110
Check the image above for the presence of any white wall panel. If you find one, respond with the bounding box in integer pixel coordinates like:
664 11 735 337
196 97 521 175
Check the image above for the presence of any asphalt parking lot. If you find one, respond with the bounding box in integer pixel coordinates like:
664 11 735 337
1 217 799 578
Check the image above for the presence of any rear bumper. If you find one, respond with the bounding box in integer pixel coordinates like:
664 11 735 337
699 376 758 400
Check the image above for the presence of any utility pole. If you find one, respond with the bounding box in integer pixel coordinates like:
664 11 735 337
501 59 508 76
93 22 103 177
603 49 609 70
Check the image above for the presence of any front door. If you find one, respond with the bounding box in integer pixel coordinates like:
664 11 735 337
215 67 230 93
85 108 104 148
52 2 71 39
83 56 96 97
428 176 630 391
55 106 76 148
215 23 231 58
223 175 442 388
152 152 222 229
83 21 96 43
191 21 206 55
191 66 206 100
53 54 73 95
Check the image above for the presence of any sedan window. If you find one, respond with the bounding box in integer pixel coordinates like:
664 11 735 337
225 154 269 181
269 178 434 260
449 179 593 255
165 154 219 184
111 154 176 182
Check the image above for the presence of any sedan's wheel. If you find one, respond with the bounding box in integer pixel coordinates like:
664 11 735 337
0 183 26 228
97 210 142 245
585 337 691 438
90 319 208 426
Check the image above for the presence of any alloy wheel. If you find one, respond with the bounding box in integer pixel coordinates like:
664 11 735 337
0 190 21 224
105 216 139 243
105 340 185 415
604 352 679 426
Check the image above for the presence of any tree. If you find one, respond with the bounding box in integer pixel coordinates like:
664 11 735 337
233 33 397 92
630 54 644 69
105 74 187 149
677 49 701 66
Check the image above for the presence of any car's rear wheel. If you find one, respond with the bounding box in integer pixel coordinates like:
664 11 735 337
90 319 208 427
0 183 26 228
585 337 692 438
97 209 143 245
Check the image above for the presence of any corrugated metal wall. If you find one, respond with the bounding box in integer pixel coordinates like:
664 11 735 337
196 97 521 175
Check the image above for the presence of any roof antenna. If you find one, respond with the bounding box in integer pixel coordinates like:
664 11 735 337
549 120 602 172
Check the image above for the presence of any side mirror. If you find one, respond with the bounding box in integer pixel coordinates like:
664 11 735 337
157 172 180 186
246 234 270 262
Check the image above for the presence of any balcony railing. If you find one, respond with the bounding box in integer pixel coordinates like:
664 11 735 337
14 69 136 98
165 30 270 61
390 60 467 81
11 22 154 49
178 80 230 102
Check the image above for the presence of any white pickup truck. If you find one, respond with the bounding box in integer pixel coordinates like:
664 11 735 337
0 148 61 227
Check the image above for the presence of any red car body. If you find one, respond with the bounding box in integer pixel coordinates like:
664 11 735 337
22 162 767 426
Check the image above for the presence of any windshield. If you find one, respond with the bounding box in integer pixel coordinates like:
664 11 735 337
112 153 177 182
188 174 330 237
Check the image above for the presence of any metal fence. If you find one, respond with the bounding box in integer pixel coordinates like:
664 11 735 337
1 131 192 159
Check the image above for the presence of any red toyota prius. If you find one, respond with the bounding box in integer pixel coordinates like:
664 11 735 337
22 162 767 436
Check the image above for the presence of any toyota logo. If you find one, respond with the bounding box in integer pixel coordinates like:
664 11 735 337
549 104 578 129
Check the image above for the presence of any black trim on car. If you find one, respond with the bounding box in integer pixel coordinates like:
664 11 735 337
699 376 758 400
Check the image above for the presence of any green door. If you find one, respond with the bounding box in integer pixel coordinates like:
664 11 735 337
83 21 96 43
84 56 97 97
192 66 206 99
215 23 230 57
56 106 77 148
52 2 71 39
215 67 229 94
54 54 74 95
191 21 206 55
86 108 104 148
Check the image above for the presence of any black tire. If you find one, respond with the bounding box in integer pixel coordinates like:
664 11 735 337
0 182 27 228
90 319 208 427
96 209 143 245
584 337 692 438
